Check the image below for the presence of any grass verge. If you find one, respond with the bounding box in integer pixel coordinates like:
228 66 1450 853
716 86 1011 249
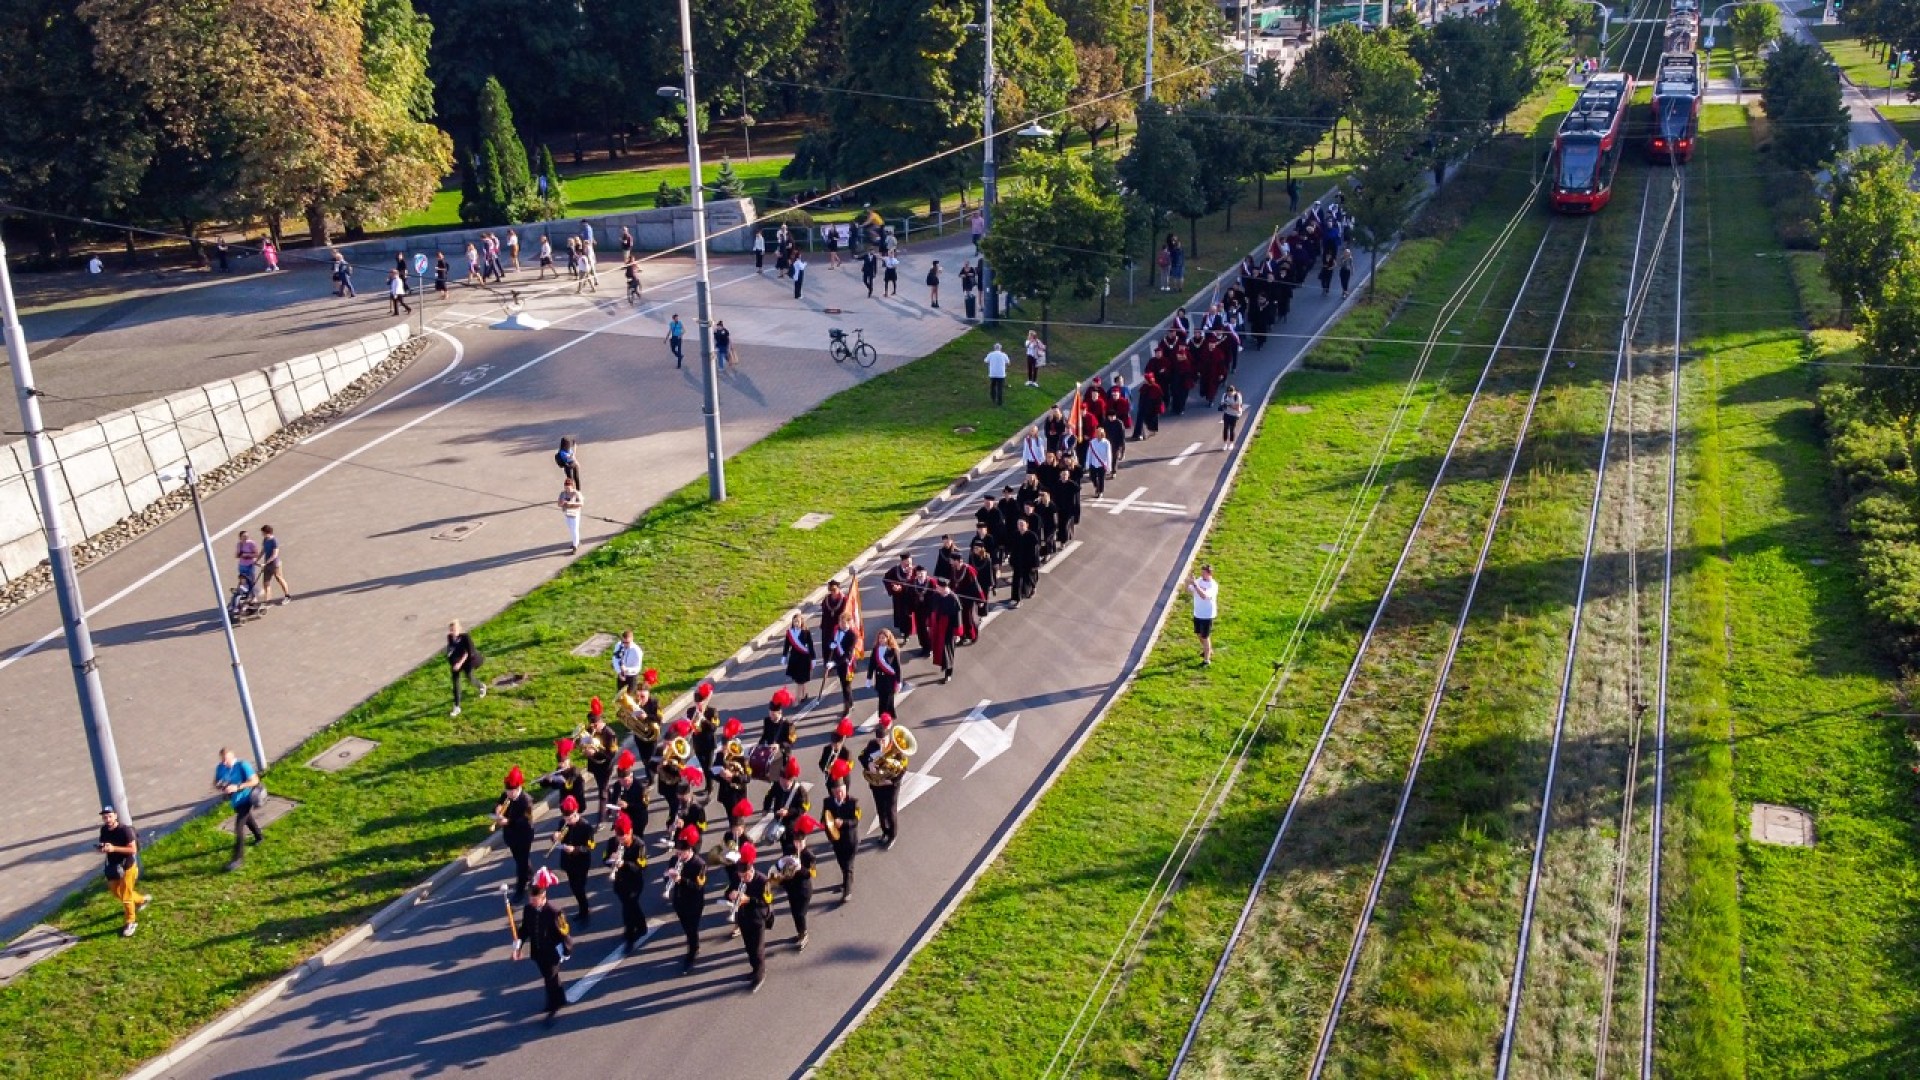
0 169 1345 1079
820 139 1540 1078
1697 104 1920 1075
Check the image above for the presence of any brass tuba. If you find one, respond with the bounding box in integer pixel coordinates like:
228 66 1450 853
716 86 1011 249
722 738 745 766
866 726 916 785
661 736 692 772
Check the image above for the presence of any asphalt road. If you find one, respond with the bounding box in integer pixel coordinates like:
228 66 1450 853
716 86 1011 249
0 241 977 938
158 263 1366 1079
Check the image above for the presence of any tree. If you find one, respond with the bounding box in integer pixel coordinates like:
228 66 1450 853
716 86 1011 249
416 0 589 150
1762 37 1849 171
695 0 815 124
334 0 454 236
978 147 1125 338
1730 2 1784 62
987 0 1079 123
532 145 567 219
1064 43 1132 149
1414 16 1497 186
1179 103 1259 238
464 77 534 224
814 0 973 207
1821 145 1920 315
1117 100 1203 262
1344 31 1432 295
715 158 748 199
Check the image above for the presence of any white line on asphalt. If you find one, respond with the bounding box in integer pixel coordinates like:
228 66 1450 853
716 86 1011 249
980 607 1005 629
856 682 916 733
1038 539 1082 573
1170 441 1204 468
565 925 659 1003
0 273 755 675
299 329 464 446
1107 486 1147 515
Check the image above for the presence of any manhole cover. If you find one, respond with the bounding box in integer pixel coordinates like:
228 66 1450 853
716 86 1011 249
306 736 378 773
1750 802 1815 848
792 512 833 530
433 521 485 542
1317 543 1339 554
572 633 617 658
0 925 77 986
1286 404 1313 414
954 425 977 435
492 673 529 689
223 795 298 835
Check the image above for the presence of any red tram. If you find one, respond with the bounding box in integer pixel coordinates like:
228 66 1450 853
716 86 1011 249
1647 53 1702 162
1550 73 1634 213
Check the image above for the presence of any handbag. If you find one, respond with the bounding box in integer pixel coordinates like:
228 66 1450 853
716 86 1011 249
249 784 267 808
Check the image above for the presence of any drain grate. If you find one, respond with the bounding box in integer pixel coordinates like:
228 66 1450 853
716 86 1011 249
306 736 378 773
792 512 833 530
432 521 485 542
0 926 77 986
1750 802 1815 848
572 633 617 658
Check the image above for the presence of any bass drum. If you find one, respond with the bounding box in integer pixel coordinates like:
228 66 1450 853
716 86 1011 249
747 742 780 783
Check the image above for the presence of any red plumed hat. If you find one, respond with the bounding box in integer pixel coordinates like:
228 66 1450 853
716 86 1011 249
588 696 603 717
505 766 525 788
682 764 705 788
643 668 660 687
835 717 855 739
694 680 714 701
556 737 575 762
561 795 579 814
878 712 894 729
739 841 758 864
678 824 701 848
531 867 560 892
730 798 754 821
723 717 743 739
615 812 634 835
616 749 636 771
771 688 794 710
671 718 693 738
783 755 802 780
829 759 852 782
795 813 820 836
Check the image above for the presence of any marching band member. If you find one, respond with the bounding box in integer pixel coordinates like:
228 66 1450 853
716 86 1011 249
493 766 536 899
727 841 777 993
764 756 811 856
761 690 797 755
866 628 903 719
514 868 574 1019
690 702 721 777
540 738 589 814
715 724 750 811
582 702 619 813
553 795 596 926
818 716 855 776
860 716 901 850
607 750 648 838
603 811 648 952
619 683 663 779
781 613 817 706
665 825 708 973
821 763 861 900
776 818 820 951
826 612 860 715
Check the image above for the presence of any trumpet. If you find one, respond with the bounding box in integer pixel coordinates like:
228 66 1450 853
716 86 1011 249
663 864 680 903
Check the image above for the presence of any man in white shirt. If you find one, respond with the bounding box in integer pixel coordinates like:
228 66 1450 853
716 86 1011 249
1085 430 1113 498
983 343 1010 406
611 630 644 694
1187 564 1219 667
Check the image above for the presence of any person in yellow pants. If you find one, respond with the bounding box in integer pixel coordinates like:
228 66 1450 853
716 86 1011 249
98 806 147 937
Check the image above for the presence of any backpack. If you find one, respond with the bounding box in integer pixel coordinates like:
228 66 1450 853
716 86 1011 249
926 269 938 287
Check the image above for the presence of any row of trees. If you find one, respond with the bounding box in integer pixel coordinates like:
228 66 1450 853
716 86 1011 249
0 0 452 255
979 2 1574 333
1830 0 1920 97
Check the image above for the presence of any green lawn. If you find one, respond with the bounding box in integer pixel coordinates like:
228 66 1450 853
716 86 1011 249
0 168 1342 1080
1697 104 1920 1076
394 157 793 232
1878 102 1920 146
1808 23 1909 99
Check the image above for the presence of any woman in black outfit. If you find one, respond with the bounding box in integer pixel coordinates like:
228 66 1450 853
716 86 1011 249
493 766 536 899
447 620 484 717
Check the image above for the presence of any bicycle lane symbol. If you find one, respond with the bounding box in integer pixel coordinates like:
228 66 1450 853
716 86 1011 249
444 363 492 386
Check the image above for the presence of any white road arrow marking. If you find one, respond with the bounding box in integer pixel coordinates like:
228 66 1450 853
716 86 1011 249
565 924 659 1003
1106 486 1189 517
1108 486 1147 515
866 699 1022 831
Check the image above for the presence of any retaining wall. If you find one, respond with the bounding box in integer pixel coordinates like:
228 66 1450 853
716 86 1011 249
0 323 411 585
334 198 759 268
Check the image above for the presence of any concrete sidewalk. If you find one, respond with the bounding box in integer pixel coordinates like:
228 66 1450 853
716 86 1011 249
0 232 980 939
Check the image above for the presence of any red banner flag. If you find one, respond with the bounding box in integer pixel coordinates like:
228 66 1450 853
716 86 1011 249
846 572 866 662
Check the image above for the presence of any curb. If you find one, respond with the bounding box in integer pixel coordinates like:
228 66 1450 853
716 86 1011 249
121 192 1352 1080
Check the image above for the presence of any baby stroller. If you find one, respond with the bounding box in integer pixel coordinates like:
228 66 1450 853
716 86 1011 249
228 575 263 624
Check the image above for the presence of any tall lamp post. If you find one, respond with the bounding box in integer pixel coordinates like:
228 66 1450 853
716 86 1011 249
0 236 133 824
159 465 267 770
969 0 1001 321
663 0 727 502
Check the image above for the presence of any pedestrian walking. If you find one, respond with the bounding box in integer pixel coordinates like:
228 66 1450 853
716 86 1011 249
507 229 521 270
1339 247 1354 298
984 342 1010 405
512 869 574 1019
970 209 986 252
215 238 231 272
552 797 595 925
859 721 902 848
604 811 648 950
882 252 899 296
491 765 535 897
611 629 644 693
1168 235 1186 291
447 619 485 717
465 242 481 285
624 258 640 303
666 827 709 971
861 249 878 297
387 269 413 315
256 524 292 605
821 769 860 900
212 747 264 871
753 230 766 273
557 477 583 554
434 252 449 297
1188 564 1219 666
728 844 776 992
1024 330 1046 387
555 436 582 490
331 250 354 297
826 223 841 269
792 255 808 300
667 313 685 367
235 529 259 594
776 835 818 950
826 613 858 714
576 241 597 293
1008 518 1041 607
97 806 146 937
781 613 816 705
538 235 555 278
1319 249 1336 296
619 225 633 263
261 239 279 271
1287 176 1301 215
1220 385 1245 448
866 627 903 719
1086 428 1113 498
959 260 979 319
714 320 732 370
926 260 941 308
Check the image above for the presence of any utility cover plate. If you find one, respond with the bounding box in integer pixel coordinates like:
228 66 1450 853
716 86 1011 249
572 633 618 658
0 925 77 986
1287 404 1313 414
1750 802 1816 848
223 796 298 834
432 521 484 542
306 736 379 773
792 512 833 530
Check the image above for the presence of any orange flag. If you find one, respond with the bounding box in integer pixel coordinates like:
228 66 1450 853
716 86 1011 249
847 572 866 662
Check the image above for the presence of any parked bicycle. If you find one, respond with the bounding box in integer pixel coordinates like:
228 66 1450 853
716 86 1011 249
828 327 878 368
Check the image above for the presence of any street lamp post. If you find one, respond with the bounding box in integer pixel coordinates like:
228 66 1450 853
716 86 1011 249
664 0 726 502
972 0 1001 322
0 236 133 825
160 466 267 771
1146 0 1157 100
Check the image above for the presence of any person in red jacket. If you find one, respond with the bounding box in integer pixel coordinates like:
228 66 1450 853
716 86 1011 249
1138 374 1165 438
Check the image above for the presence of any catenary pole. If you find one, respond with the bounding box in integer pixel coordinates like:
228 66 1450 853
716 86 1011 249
676 0 727 501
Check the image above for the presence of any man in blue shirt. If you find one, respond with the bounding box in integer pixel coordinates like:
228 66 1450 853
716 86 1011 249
213 748 264 871
667 314 685 368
